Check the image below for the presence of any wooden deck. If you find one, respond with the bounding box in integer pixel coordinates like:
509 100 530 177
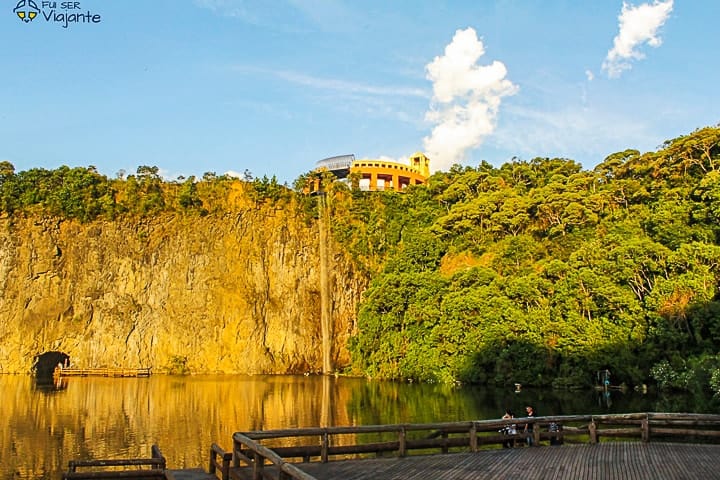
230 442 720 480
165 469 217 480
62 414 720 480
226 413 720 480
55 367 152 378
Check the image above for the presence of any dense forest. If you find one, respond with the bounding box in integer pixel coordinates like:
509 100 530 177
1 125 719 395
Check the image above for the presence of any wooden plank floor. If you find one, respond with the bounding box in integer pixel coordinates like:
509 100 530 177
231 443 720 480
165 468 217 480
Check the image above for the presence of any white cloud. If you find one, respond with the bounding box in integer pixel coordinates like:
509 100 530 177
230 65 428 127
157 167 173 180
585 70 595 81
285 0 363 33
422 28 518 172
602 1 673 78
231 65 427 98
194 0 255 21
492 103 658 165
270 69 427 98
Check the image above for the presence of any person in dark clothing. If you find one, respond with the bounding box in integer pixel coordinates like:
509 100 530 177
524 405 536 446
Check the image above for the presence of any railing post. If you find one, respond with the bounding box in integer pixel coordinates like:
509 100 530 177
399 426 407 457
233 437 241 467
252 451 263 480
209 444 232 479
321 431 329 463
470 423 478 452
151 445 166 470
209 446 217 475
589 419 598 444
221 453 231 480
533 424 540 447
641 415 649 443
441 432 448 454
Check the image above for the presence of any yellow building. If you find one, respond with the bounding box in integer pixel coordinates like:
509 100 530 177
314 152 430 192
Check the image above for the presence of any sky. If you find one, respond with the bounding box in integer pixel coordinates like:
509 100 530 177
1 0 718 184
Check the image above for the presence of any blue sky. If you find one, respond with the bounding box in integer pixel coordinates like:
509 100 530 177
1 0 717 184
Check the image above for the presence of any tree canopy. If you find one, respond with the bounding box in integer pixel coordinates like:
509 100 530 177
338 126 720 394
2 125 720 394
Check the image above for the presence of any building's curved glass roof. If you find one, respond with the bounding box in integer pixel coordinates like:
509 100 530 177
316 154 355 171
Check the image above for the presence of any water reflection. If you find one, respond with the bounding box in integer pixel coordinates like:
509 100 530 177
597 389 613 409
1 374 717 480
33 375 68 394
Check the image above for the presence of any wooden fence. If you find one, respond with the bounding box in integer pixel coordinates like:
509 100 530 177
55 367 152 378
225 412 720 480
62 445 166 479
209 443 234 479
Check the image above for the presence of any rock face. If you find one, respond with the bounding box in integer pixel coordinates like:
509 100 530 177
0 199 365 374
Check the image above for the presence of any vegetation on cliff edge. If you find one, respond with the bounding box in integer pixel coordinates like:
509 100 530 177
2 125 719 394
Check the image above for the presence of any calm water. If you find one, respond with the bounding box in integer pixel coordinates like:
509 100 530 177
1 374 716 479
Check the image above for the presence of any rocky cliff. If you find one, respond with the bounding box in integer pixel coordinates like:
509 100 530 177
0 195 365 374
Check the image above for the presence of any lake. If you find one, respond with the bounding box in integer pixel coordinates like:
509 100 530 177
1 374 716 479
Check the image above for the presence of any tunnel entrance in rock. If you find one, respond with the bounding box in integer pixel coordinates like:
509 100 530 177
33 351 70 378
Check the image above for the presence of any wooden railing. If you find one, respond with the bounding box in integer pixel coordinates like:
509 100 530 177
225 413 720 480
232 434 317 480
63 445 166 479
209 443 233 480
55 367 152 377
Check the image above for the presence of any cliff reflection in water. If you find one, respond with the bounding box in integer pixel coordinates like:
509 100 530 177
2 374 363 480
1 374 715 480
